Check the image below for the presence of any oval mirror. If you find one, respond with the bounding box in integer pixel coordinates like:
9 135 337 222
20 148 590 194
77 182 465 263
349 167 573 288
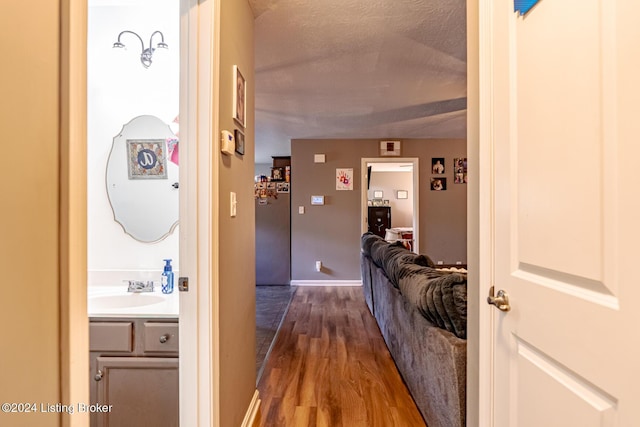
106 115 179 243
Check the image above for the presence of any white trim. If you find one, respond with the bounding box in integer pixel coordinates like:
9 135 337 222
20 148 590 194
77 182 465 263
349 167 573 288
478 0 496 425
361 157 420 254
179 0 219 426
291 280 363 287
240 390 261 427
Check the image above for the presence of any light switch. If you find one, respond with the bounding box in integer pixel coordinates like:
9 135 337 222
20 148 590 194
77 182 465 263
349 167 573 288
230 192 237 217
299 206 305 214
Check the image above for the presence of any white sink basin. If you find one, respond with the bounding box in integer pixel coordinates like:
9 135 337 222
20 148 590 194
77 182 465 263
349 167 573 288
90 294 165 310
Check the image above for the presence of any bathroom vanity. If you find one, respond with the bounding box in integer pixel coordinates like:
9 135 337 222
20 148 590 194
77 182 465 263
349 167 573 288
88 287 179 427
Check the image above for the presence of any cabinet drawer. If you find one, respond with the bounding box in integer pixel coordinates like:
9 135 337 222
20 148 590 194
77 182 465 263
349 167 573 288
143 322 179 353
90 322 133 352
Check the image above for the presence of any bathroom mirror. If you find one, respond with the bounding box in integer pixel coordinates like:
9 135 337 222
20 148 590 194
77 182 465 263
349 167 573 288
106 115 179 242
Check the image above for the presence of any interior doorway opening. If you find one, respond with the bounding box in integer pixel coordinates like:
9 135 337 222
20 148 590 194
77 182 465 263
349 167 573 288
361 158 420 253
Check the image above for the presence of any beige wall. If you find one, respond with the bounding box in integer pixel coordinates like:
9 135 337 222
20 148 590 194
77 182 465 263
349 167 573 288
217 0 257 425
291 138 467 281
0 2 62 426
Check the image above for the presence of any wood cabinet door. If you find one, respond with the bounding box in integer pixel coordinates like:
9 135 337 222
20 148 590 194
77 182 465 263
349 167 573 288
95 356 178 427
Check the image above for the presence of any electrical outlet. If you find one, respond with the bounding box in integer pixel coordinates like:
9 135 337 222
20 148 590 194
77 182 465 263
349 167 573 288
436 261 444 265
299 206 305 214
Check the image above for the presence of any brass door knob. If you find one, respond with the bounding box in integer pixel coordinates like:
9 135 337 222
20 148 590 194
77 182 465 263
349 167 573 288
487 286 511 312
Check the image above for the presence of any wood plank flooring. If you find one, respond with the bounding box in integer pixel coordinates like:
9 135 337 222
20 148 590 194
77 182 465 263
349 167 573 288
257 286 426 427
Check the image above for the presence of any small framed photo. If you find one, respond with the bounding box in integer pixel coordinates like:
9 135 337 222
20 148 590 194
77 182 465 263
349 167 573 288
431 177 447 191
383 199 390 206
234 129 245 155
432 158 445 174
127 139 167 180
266 182 276 190
397 190 408 199
277 182 290 193
233 65 246 128
380 140 401 157
372 199 383 206
255 182 266 190
454 157 468 184
271 167 284 181
373 190 383 198
367 200 373 206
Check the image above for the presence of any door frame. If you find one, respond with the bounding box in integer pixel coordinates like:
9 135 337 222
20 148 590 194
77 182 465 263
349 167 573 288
360 158 420 254
60 0 220 426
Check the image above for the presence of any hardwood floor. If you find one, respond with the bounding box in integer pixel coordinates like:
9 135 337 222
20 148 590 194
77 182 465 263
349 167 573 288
257 286 426 427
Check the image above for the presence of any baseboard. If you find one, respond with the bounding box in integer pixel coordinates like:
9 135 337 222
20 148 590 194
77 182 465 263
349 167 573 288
241 390 261 427
291 280 362 287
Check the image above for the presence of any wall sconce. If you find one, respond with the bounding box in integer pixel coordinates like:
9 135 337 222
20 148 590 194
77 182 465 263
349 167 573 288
113 30 168 68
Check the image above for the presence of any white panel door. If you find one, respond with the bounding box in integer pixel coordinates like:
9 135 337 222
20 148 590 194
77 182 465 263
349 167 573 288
482 0 640 425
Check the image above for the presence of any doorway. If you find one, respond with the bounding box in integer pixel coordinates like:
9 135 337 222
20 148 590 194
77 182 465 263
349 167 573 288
361 158 420 253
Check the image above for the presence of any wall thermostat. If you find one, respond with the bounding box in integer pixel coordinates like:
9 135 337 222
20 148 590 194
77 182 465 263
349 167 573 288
311 195 325 205
220 130 235 155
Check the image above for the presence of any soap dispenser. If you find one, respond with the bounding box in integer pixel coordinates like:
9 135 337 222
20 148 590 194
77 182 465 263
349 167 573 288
161 259 174 294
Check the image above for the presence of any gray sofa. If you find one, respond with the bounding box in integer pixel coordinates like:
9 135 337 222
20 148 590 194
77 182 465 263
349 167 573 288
360 233 467 427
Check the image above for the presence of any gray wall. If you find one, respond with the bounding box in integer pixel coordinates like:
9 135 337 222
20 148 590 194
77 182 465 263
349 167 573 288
291 138 467 281
255 194 291 285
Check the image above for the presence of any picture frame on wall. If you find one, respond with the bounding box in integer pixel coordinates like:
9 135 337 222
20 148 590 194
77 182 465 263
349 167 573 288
454 157 468 184
379 140 401 157
277 182 290 193
397 190 408 199
271 167 284 181
234 129 245 155
430 177 447 191
233 65 246 128
431 158 445 174
127 139 167 180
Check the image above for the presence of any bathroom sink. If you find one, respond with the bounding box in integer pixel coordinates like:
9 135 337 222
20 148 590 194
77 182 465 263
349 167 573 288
89 294 165 310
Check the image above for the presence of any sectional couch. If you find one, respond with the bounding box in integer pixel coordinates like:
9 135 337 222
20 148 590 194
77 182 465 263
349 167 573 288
360 233 467 427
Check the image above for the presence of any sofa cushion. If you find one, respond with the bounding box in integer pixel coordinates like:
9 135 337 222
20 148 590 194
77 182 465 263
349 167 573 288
398 269 467 339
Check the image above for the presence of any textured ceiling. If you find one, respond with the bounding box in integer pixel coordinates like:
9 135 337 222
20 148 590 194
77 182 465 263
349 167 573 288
252 0 467 164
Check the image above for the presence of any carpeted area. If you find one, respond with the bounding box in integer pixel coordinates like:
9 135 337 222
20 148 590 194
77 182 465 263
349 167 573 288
256 285 295 381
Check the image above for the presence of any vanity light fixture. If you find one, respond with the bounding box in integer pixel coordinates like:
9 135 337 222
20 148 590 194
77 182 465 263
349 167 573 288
112 30 168 68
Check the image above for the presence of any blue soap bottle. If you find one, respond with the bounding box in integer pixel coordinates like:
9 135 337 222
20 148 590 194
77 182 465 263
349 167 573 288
161 259 174 294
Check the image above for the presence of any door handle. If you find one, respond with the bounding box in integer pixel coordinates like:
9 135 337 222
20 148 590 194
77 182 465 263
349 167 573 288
487 286 511 312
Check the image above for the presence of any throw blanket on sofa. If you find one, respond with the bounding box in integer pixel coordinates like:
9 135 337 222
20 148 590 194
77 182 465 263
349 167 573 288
397 271 467 339
361 232 467 339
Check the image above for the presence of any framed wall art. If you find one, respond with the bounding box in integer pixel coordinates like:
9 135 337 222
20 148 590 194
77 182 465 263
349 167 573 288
234 129 245 155
127 139 167 179
379 140 401 157
233 65 246 128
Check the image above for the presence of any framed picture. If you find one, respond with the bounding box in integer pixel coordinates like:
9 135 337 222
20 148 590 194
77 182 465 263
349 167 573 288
454 157 468 184
380 140 401 157
373 190 383 198
431 158 445 174
234 129 245 155
233 65 246 128
277 182 290 193
383 199 390 206
336 168 353 191
271 167 284 181
430 177 447 191
266 182 276 190
397 190 408 199
127 139 167 179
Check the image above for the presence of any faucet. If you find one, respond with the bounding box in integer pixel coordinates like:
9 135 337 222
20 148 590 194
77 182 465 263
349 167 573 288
126 280 154 293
